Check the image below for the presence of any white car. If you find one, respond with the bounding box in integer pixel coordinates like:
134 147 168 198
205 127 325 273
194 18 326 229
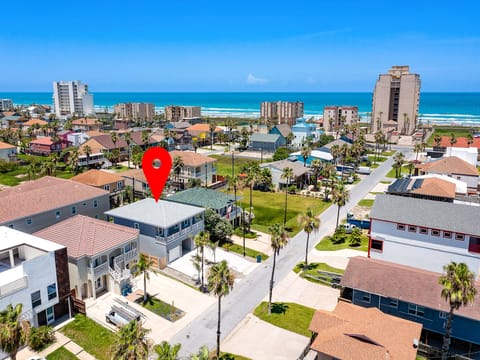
337 223 357 233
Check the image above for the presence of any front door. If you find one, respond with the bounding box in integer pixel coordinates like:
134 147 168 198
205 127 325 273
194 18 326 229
46 306 55 325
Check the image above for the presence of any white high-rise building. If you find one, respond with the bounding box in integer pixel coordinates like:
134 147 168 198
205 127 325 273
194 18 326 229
0 99 13 111
52 80 94 117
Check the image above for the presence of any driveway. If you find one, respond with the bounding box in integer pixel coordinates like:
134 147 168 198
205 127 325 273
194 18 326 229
86 272 215 344
221 314 309 360
308 248 367 270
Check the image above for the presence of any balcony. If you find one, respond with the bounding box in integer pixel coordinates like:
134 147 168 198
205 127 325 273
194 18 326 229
89 261 109 279
155 222 204 245
0 275 28 299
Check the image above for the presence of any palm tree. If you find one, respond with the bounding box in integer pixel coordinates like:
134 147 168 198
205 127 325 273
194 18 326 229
300 145 311 167
332 183 350 229
190 345 210 360
154 341 181 360
142 130 150 149
310 160 322 191
68 148 80 174
195 231 210 291
83 144 92 167
330 144 341 165
172 156 184 184
268 223 289 314
466 133 474 147
111 131 118 150
322 163 336 201
207 260 235 360
227 174 239 209
125 132 132 169
281 167 294 226
27 161 38 180
414 143 423 161
132 253 159 303
439 262 477 359
297 208 320 268
110 319 151 360
285 132 294 148
433 134 442 147
449 133 457 147
208 119 217 150
244 163 260 232
0 304 30 360
393 152 406 178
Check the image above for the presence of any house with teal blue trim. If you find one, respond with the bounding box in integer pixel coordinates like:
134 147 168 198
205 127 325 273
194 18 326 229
291 117 320 146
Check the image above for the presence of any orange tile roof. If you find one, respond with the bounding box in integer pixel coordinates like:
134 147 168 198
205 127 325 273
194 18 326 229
34 215 138 258
23 119 48 126
86 130 104 137
186 123 223 132
30 137 54 145
309 301 422 360
72 118 100 126
120 168 147 182
439 136 480 148
169 150 216 167
0 176 108 224
416 156 478 176
79 138 105 155
71 169 125 187
0 141 15 150
411 177 456 198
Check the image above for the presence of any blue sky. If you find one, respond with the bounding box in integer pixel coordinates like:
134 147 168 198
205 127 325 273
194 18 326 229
1 0 479 92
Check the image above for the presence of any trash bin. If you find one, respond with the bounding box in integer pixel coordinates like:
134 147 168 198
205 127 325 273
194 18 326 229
256 255 262 263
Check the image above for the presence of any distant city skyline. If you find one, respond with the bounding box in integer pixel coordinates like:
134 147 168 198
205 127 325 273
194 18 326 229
1 0 479 92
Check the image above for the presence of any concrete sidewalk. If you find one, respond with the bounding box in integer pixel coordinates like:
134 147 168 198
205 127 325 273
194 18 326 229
230 230 273 256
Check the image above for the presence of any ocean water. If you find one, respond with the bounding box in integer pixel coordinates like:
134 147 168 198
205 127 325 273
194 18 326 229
1 92 479 126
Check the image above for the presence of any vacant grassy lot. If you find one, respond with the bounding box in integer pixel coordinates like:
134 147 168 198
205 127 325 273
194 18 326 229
46 346 79 360
223 243 269 261
139 296 185 321
357 199 374 207
315 234 369 252
254 301 315 337
237 189 330 234
60 314 115 360
427 126 480 145
293 262 344 287
210 154 260 177
385 164 412 178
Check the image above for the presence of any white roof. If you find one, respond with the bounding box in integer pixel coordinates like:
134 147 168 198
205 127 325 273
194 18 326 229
412 174 468 195
290 149 333 161
0 226 65 252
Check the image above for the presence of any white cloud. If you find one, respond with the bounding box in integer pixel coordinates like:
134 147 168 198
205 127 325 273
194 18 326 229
246 73 267 84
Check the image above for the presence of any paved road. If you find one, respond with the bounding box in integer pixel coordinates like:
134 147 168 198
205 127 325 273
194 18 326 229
172 147 412 356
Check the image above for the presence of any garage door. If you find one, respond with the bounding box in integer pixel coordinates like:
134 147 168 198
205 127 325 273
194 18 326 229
168 246 181 262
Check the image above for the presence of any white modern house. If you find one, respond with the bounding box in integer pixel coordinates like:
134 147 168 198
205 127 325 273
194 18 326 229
0 227 71 327
369 194 480 276
106 198 204 269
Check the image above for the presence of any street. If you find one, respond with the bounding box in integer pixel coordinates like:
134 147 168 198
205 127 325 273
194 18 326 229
171 147 412 356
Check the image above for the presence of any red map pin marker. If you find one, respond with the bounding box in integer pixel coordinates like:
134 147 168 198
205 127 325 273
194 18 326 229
142 147 172 202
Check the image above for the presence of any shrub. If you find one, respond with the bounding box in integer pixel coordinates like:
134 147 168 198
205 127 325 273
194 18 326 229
273 147 292 161
28 325 55 351
349 228 363 247
0 159 18 173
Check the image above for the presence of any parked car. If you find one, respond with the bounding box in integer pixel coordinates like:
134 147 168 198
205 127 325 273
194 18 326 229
356 166 371 175
337 223 357 233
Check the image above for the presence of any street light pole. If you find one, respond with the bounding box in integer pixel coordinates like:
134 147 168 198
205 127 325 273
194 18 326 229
231 151 235 178
260 147 263 164
242 207 246 257
205 162 208 188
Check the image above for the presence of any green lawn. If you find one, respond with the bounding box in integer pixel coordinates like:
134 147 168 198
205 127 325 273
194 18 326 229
139 296 185 321
46 346 79 360
0 172 21 186
381 150 396 156
60 314 115 360
222 243 269 261
253 301 315 337
385 165 412 178
357 199 374 207
210 155 260 177
237 189 330 235
368 155 387 162
293 262 344 287
315 234 369 252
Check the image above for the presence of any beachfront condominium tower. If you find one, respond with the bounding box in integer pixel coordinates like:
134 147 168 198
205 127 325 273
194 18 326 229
261 101 304 126
52 80 94 118
323 105 358 132
0 99 14 111
114 102 155 122
164 105 201 122
371 66 420 135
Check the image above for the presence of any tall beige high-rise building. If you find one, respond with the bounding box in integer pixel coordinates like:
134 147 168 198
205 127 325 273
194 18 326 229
261 101 303 126
323 105 358 132
164 105 201 122
114 103 155 121
371 66 420 135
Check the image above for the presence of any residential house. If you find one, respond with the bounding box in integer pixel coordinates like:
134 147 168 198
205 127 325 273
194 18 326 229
120 168 149 199
66 132 89 147
341 256 480 350
0 176 110 233
289 149 333 166
29 137 69 156
71 170 125 207
260 159 309 191
34 215 139 300
166 188 241 225
71 118 101 132
21 118 48 129
0 227 71 327
186 123 223 146
105 198 204 268
130 130 160 149
309 301 422 360
291 117 319 146
416 156 479 194
0 140 17 161
369 194 480 275
169 150 217 186
249 133 284 152
386 176 457 202
78 134 128 167
269 124 292 145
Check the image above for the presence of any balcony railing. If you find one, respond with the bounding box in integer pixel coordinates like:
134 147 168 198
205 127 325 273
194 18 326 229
90 262 109 278
155 222 204 245
0 276 27 298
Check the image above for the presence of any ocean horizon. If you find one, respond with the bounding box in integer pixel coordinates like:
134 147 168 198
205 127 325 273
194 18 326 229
1 91 480 126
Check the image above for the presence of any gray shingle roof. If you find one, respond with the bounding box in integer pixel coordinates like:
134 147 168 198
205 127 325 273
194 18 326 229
105 198 204 227
250 133 281 143
166 188 239 210
370 194 480 235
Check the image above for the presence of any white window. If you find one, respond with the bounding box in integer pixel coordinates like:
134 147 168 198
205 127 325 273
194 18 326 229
46 306 55 325
361 293 371 303
134 223 139 229
439 311 447 319
71 206 77 214
117 181 123 189
31 290 41 308
455 233 465 241
47 283 57 300
93 200 98 208
397 224 405 231
408 226 417 232
431 229 440 237
419 227 428 235
389 298 398 308
443 232 452 239
26 218 32 225
55 210 61 219
408 304 425 317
